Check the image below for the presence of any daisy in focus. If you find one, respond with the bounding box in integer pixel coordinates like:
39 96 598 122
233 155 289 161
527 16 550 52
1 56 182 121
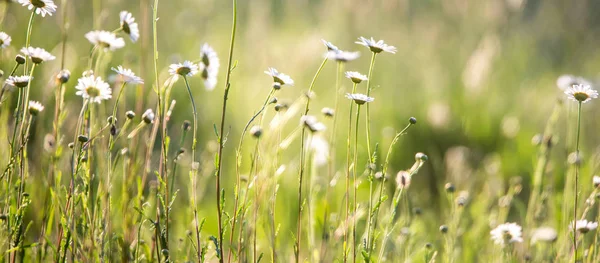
18 0 57 17
199 43 220 90
490 222 523 246
75 75 112 104
112 66 144 84
265 67 294 89
21 47 56 64
169 61 199 77
85 31 126 51
0 32 11 49
346 93 374 105
120 11 140 42
565 84 598 103
356 37 397 54
5 76 32 88
345 71 368 84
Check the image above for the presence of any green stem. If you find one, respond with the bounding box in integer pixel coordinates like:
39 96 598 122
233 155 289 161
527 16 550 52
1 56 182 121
573 101 582 260
365 53 377 163
344 82 357 263
24 11 35 74
352 104 362 263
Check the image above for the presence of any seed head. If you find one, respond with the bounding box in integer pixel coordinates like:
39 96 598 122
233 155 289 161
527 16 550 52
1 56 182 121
56 69 71 84
126 111 136 119
78 135 89 143
409 117 417 124
15 55 26 65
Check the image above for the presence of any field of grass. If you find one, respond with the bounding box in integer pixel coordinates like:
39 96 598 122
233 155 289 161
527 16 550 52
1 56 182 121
2 0 600 262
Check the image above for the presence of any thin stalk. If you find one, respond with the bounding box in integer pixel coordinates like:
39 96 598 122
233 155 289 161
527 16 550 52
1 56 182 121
344 82 358 263
364 53 377 164
24 11 35 74
352 104 362 263
0 63 20 104
573 101 582 260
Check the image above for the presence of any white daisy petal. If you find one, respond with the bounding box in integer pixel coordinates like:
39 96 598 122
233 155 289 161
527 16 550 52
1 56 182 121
5 76 33 88
120 11 140 43
565 84 598 103
18 0 57 17
85 31 126 51
20 47 56 64
169 61 199 77
0 32 12 49
112 66 144 84
28 100 44 115
490 222 523 246
356 36 397 54
345 93 374 105
265 67 294 88
345 71 368 84
199 43 220 90
75 75 112 104
326 50 360 62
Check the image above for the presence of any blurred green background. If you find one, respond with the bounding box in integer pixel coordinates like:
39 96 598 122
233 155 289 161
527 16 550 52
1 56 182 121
2 0 600 259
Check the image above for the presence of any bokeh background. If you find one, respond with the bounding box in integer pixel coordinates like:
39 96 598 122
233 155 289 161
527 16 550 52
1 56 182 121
2 0 600 260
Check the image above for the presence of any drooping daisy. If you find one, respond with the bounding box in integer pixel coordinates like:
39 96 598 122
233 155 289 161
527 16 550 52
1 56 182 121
326 50 360 62
571 220 599 233
85 31 125 51
396 171 411 189
18 0 57 17
556 75 591 91
5 76 32 88
0 32 11 48
21 47 56 64
142 108 155 124
119 11 140 42
565 84 598 103
321 39 339 52
199 43 219 90
28 100 44 115
112 66 144 84
169 61 199 77
345 71 368 84
300 115 326 133
346 93 374 105
356 37 397 54
265 67 294 89
490 222 523 246
75 75 112 104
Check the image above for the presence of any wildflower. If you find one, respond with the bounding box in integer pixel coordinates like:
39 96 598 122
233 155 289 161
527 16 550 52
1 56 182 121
571 220 598 233
126 110 136 119
490 222 523 246
345 71 368 84
321 39 339 52
18 0 57 17
556 75 591 91
21 47 56 64
565 84 598 103
169 61 199 77
85 31 125 51
300 115 326 133
28 100 44 115
119 11 140 42
250 125 263 138
444 183 455 193
409 117 417 124
594 175 600 188
5 76 32 88
75 75 112 104
310 135 330 167
346 93 374 105
356 37 397 54
439 225 449 234
15 55 26 65
321 107 334 117
265 67 294 89
112 66 144 84
326 50 360 62
0 32 11 48
530 227 557 244
142 109 155 124
56 69 71 84
199 43 220 90
396 171 411 189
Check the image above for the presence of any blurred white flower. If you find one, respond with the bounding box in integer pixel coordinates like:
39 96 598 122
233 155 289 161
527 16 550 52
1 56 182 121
326 50 360 62
169 61 199 77
142 108 155 124
301 115 326 133
18 0 57 17
85 31 125 51
112 66 144 84
530 227 557 244
75 75 112 104
5 76 32 88
355 36 397 54
556 75 591 91
199 43 219 90
265 67 294 89
396 171 411 189
345 71 368 84
310 135 329 167
0 32 11 48
345 93 374 105
21 47 56 64
321 39 339 52
594 175 600 188
28 100 44 115
120 11 140 42
490 222 523 246
571 220 598 233
565 84 598 103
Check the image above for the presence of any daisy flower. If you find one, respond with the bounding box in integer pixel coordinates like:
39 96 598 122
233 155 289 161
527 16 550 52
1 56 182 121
142 108 155 124
310 135 330 167
265 67 294 89
321 39 339 52
571 220 599 233
300 115 326 133
120 11 140 42
75 75 112 104
199 43 220 90
28 100 44 115
594 175 600 188
169 61 199 77
356 37 397 54
5 76 33 88
345 71 368 84
0 32 11 48
346 93 374 105
21 47 56 64
396 171 411 189
18 0 57 17
565 84 598 103
490 222 523 246
530 227 557 244
112 66 144 84
326 50 360 62
321 107 334 117
556 75 591 91
85 31 125 51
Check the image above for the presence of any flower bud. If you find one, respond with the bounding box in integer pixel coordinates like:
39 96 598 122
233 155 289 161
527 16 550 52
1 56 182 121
126 111 136 120
56 69 71 84
78 135 89 143
15 55 26 65
409 117 417 124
